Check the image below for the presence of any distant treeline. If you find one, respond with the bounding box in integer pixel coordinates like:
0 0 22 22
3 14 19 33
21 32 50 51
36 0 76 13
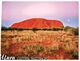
1 26 79 35
1 26 63 31
64 26 79 35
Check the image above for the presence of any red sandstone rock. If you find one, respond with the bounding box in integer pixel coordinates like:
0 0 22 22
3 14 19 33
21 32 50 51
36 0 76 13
11 18 64 28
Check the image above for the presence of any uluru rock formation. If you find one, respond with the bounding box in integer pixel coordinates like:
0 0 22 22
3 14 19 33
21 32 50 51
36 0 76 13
11 18 64 29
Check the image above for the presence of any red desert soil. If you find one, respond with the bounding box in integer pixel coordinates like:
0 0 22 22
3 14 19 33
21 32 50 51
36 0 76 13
11 18 64 28
8 41 72 59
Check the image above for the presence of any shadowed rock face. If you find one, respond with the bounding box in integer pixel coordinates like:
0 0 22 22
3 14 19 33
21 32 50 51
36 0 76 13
11 18 64 28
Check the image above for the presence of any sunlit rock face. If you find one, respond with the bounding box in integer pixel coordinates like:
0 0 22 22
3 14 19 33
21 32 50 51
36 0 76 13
11 18 64 29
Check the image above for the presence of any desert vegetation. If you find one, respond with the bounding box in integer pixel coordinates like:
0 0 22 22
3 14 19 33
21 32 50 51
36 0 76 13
1 26 79 60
